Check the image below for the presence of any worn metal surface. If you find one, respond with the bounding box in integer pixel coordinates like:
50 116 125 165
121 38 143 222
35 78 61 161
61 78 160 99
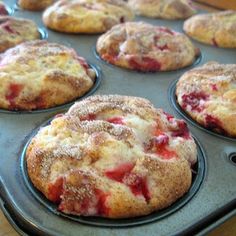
0 0 236 235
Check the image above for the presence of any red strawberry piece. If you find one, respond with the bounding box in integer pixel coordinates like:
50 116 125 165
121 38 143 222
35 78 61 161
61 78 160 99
129 56 161 71
146 133 177 159
105 162 135 182
211 84 218 91
153 133 176 159
181 91 209 112
156 145 176 159
48 177 64 203
76 56 89 69
5 84 23 101
5 83 23 108
123 174 150 202
95 189 110 216
171 120 190 139
0 5 8 15
102 52 118 64
205 114 227 135
163 111 174 121
79 197 91 214
80 114 96 121
106 117 124 125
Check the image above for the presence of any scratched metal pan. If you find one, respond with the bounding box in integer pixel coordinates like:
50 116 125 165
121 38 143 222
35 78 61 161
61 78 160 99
0 0 236 235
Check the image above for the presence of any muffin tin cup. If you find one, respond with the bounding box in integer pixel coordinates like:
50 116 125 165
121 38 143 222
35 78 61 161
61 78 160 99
0 63 102 114
168 79 236 142
20 118 206 227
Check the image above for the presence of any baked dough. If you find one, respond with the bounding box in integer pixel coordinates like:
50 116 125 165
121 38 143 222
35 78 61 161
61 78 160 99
0 16 40 53
43 0 134 33
0 1 8 15
26 95 197 218
97 22 200 72
184 10 236 48
128 0 196 19
0 40 96 111
18 0 54 11
176 62 236 137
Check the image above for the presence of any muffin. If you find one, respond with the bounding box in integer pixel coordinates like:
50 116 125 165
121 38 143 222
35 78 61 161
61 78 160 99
43 0 134 33
128 0 196 19
184 10 236 48
0 40 96 111
26 95 197 218
18 0 54 11
176 62 236 137
97 22 199 72
0 16 40 52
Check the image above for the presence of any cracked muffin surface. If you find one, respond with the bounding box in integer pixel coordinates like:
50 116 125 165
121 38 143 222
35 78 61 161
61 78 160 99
26 95 197 218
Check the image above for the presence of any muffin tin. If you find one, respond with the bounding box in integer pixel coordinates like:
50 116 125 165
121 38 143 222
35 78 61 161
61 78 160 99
0 0 236 235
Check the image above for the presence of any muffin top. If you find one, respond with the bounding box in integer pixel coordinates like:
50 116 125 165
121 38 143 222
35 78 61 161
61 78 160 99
128 0 196 19
176 62 236 137
0 40 95 111
184 10 236 48
43 0 134 33
18 0 54 11
97 22 199 71
26 95 197 218
0 16 40 53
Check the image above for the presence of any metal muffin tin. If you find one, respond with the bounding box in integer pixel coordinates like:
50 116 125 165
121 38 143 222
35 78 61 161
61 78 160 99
0 0 236 235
